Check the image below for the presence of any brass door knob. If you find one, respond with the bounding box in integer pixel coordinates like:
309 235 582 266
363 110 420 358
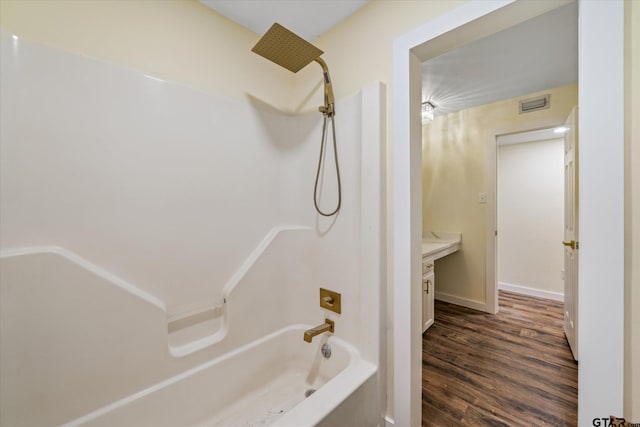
562 240 576 250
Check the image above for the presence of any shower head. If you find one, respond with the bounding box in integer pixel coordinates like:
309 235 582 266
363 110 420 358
252 23 335 116
251 23 323 73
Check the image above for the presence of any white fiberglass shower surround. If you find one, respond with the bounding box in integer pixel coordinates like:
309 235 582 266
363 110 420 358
0 31 385 426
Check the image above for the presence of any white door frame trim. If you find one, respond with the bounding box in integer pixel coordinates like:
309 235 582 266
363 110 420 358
392 1 625 425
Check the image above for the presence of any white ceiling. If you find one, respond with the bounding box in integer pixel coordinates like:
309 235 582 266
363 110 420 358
423 2 578 117
199 0 369 41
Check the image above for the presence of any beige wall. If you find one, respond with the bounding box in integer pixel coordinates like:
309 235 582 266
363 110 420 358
624 0 640 420
422 84 577 304
0 0 293 111
497 139 565 295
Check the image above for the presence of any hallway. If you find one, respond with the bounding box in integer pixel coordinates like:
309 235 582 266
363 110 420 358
422 291 578 426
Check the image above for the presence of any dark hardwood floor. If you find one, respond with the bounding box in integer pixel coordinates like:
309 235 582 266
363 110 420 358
422 291 578 426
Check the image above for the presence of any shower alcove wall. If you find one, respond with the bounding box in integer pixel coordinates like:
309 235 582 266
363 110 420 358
0 31 386 426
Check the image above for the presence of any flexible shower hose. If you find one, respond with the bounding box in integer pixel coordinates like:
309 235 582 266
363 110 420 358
313 114 341 216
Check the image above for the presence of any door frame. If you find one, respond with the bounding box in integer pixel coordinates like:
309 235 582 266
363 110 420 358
392 1 625 426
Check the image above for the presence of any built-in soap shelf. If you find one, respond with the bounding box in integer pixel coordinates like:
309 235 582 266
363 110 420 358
167 300 226 351
165 226 310 357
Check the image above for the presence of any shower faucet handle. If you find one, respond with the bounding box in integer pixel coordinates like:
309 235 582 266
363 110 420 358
319 288 341 314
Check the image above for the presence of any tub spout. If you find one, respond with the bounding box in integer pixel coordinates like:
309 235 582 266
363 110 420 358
304 319 334 343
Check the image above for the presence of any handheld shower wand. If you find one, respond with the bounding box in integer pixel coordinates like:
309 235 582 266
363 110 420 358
314 57 335 117
252 23 341 216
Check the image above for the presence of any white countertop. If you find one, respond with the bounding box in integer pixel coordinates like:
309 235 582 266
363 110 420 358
422 231 461 260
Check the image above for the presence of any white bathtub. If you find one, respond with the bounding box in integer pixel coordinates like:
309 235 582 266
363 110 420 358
62 325 376 427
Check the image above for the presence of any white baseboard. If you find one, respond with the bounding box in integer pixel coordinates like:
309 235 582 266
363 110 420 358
434 292 488 312
384 416 394 427
498 281 564 302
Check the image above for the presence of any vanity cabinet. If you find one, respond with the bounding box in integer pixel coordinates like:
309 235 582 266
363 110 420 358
420 232 461 333
422 257 435 333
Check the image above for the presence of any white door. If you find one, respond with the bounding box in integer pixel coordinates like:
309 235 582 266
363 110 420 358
563 106 579 361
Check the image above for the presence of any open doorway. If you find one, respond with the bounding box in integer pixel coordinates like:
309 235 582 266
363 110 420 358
496 127 566 304
392 1 625 426
421 93 579 425
419 3 577 316
417 4 582 422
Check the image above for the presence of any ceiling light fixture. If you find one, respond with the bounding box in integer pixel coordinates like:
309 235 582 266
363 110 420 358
422 101 436 122
554 126 569 133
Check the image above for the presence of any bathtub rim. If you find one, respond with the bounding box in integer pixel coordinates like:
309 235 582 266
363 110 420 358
272 356 377 427
60 323 370 427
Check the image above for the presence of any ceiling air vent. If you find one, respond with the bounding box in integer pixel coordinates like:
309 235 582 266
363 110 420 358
519 94 550 114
